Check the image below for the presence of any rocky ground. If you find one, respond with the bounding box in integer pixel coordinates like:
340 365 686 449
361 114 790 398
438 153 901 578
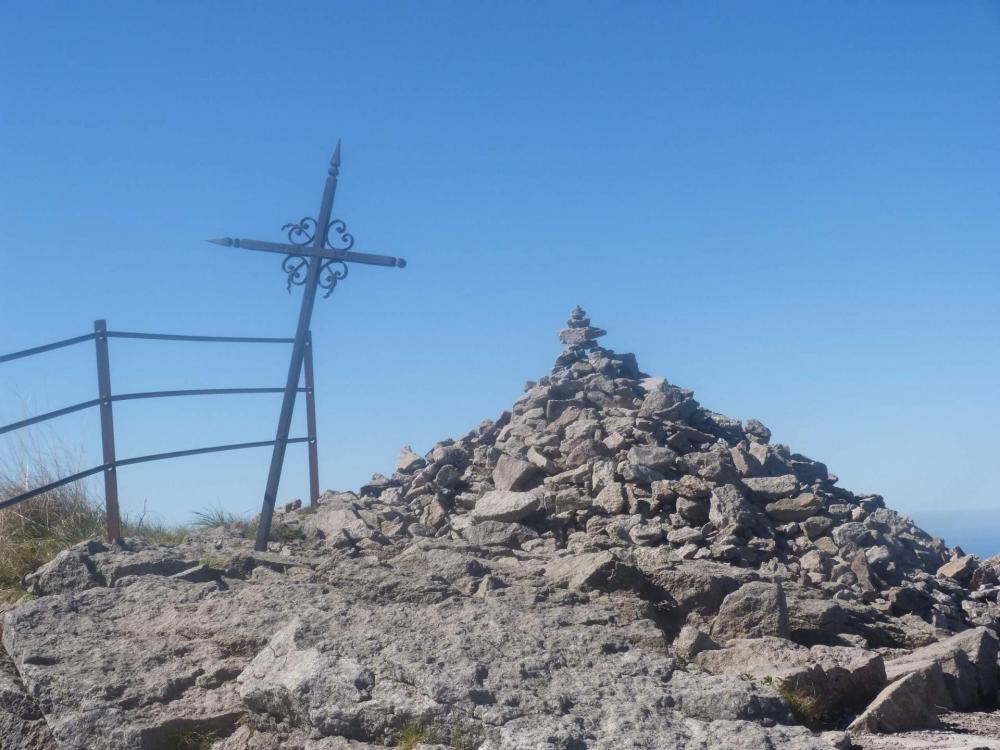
3 307 1000 750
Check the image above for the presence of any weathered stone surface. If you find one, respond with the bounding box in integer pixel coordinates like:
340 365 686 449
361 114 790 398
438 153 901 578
626 445 678 473
305 506 376 544
645 559 754 619
0 650 57 749
2 534 837 750
594 481 627 514
848 666 944 734
25 547 103 595
697 637 886 716
884 627 999 711
491 454 541 492
937 555 977 584
709 484 756 535
673 625 719 659
743 475 800 500
800 516 833 540
470 490 541 523
460 520 538 548
396 445 426 473
765 493 823 522
711 581 790 642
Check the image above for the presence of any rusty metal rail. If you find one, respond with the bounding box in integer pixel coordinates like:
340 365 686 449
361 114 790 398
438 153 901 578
0 320 320 540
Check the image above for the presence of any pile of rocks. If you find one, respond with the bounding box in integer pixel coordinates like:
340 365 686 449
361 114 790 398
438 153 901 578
3 308 1000 749
360 307 984 636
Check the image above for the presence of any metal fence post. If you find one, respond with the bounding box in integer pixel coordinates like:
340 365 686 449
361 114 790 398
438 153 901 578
304 330 320 506
94 320 122 542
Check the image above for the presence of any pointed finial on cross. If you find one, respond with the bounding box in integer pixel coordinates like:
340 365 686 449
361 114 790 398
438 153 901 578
209 143 407 550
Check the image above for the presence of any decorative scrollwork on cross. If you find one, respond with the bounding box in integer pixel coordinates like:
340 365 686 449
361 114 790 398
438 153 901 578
325 219 354 251
318 260 349 298
281 217 354 253
282 217 319 247
281 255 309 292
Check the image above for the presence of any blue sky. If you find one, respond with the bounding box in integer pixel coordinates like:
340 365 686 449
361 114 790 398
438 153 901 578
1 2 998 552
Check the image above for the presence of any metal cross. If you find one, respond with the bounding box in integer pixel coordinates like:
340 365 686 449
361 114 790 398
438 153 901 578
209 141 406 551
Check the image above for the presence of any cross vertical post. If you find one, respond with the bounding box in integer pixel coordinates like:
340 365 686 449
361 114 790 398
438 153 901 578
253 145 341 550
94 319 122 543
209 142 407 551
304 329 320 506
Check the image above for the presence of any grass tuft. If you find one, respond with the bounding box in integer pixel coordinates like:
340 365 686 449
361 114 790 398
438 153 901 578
0 449 105 602
167 728 216 750
780 683 826 728
398 723 432 750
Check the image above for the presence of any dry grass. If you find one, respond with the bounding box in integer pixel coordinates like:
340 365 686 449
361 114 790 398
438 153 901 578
0 459 104 602
0 440 187 602
0 438 302 603
398 724 432 750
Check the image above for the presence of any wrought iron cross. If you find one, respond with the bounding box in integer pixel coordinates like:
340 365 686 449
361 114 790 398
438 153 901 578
209 142 406 551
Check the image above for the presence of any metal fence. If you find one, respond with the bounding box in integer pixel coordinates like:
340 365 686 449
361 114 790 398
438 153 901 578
0 319 319 541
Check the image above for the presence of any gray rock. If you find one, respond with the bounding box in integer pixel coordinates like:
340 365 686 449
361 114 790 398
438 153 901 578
937 555 977 584
832 522 874 549
647 560 754 619
743 475 800 501
765 493 823 522
460 521 538 548
676 496 710 525
25 547 102 596
848 665 944 734
800 516 833 540
305 506 376 545
396 445 426 473
744 419 772 444
711 581 790 642
884 626 999 710
697 637 885 717
626 445 678 473
709 484 756 535
0 650 57 749
470 490 541 523
673 625 720 660
594 481 627 514
667 527 704 546
491 454 541 492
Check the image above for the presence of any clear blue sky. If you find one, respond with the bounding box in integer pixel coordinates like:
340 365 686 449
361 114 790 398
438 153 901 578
1 3 998 552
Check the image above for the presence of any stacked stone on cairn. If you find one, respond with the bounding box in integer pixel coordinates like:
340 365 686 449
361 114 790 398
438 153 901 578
555 306 607 366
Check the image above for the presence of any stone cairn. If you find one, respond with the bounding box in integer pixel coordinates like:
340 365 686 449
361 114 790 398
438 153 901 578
555 305 608 366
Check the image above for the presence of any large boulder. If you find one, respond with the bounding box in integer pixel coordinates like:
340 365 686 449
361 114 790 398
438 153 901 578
765 493 823 523
711 581 790 642
742 475 800 501
709 484 756 536
24 546 103 596
644 560 755 620
884 627 1000 710
937 555 977 584
491 454 541 492
848 665 944 734
470 490 541 523
696 637 886 718
460 521 538 548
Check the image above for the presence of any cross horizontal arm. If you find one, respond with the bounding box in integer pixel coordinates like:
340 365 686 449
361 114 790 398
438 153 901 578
208 237 406 268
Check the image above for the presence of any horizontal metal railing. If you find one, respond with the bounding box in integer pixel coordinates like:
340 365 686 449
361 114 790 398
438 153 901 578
0 332 99 364
0 322 319 540
0 437 311 512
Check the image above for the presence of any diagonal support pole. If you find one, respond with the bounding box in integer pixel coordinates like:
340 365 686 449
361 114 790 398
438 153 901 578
254 143 341 550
